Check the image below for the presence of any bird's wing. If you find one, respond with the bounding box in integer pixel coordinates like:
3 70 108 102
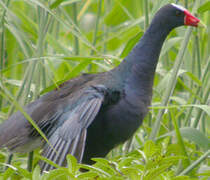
40 85 106 172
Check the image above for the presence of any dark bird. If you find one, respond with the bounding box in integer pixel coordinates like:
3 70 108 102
0 4 202 171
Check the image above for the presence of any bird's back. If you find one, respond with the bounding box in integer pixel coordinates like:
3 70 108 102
0 72 103 152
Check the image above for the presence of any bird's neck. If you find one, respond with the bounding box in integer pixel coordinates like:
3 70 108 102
114 20 172 92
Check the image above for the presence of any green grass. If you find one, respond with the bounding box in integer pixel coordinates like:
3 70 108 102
0 0 210 179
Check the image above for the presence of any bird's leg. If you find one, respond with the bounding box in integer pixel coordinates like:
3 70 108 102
4 153 13 171
27 151 34 172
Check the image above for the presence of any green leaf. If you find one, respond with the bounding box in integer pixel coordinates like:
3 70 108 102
197 171 210 177
104 0 130 26
2 167 16 180
158 127 210 150
77 171 98 179
63 60 91 80
46 168 73 179
143 140 159 159
172 176 191 180
159 156 186 166
150 104 210 117
79 164 111 177
144 164 172 180
35 155 60 169
66 154 78 174
185 72 202 86
91 158 117 176
189 104 210 116
32 166 41 180
120 32 143 58
198 1 210 13
50 0 66 9
13 165 32 179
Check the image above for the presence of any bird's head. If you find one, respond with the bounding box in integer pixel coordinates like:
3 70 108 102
153 3 205 30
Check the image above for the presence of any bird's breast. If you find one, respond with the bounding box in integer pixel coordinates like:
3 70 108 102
84 91 149 163
94 91 148 148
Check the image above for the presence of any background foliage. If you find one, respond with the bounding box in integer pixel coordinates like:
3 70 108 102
0 0 209 179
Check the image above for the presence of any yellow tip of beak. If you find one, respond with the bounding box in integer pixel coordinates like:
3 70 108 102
197 21 206 28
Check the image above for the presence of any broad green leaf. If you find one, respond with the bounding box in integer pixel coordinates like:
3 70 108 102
143 140 158 159
118 157 134 168
159 156 186 166
91 158 116 176
190 104 210 116
144 164 172 180
120 32 143 58
50 0 66 9
32 166 41 180
13 165 31 179
46 168 73 179
120 167 141 179
67 154 78 174
79 164 111 177
91 158 110 165
2 167 17 180
172 176 191 180
197 171 210 177
198 1 210 13
77 171 98 179
151 104 210 117
63 60 91 80
104 0 131 26
158 127 210 150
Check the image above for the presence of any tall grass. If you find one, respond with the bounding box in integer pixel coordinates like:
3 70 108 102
0 0 209 179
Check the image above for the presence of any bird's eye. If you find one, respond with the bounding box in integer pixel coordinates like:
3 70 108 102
176 10 182 16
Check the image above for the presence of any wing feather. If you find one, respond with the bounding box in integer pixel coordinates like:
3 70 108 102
74 130 86 163
40 85 105 172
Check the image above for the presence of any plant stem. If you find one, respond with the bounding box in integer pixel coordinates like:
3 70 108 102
171 110 190 175
90 0 102 55
179 150 210 176
4 154 13 171
149 0 199 140
25 7 50 171
144 0 149 30
0 0 10 109
193 82 210 128
185 0 188 9
27 151 34 172
150 28 193 140
184 56 210 126
195 30 201 79
73 2 79 55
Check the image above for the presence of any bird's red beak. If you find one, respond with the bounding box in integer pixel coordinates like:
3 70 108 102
184 10 201 27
